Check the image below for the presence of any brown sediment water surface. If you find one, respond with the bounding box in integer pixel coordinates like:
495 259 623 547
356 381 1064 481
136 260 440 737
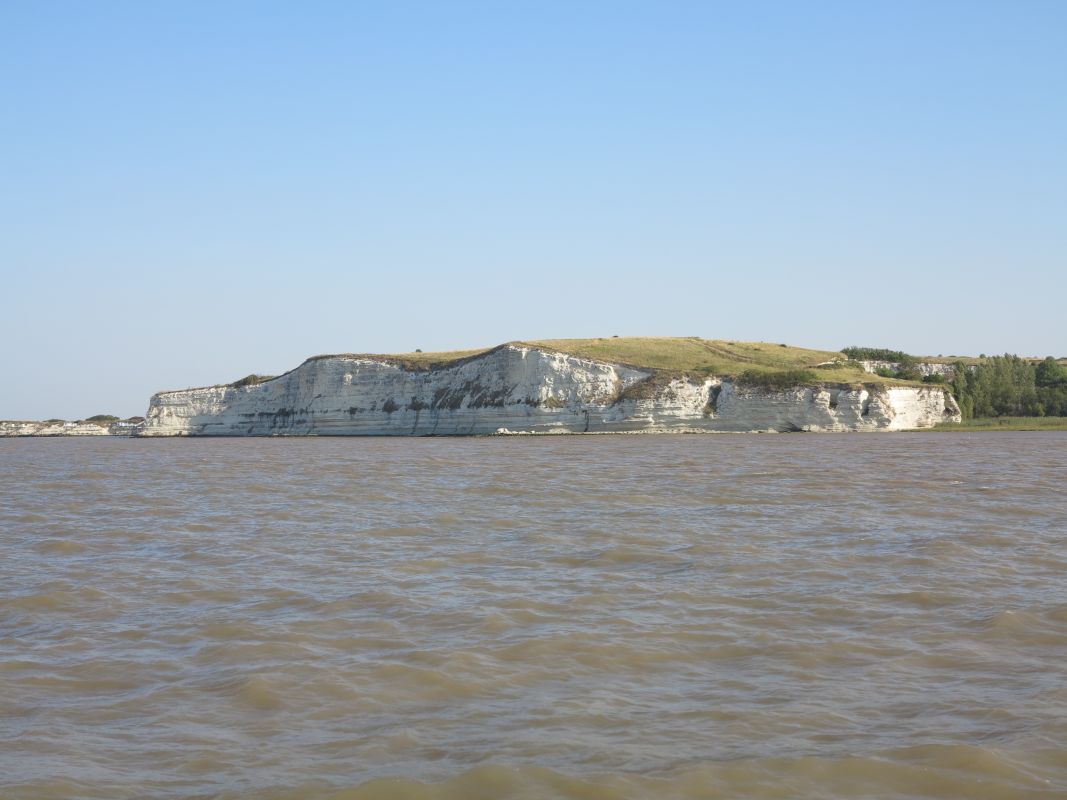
2 434 1066 799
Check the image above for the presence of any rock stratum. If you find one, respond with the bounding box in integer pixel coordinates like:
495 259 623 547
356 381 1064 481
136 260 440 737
141 341 961 436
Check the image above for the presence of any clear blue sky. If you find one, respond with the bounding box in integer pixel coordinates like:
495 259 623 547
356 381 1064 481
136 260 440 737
2 1 1065 418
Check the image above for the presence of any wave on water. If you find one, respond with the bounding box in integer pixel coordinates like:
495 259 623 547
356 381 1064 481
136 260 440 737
2 434 1067 799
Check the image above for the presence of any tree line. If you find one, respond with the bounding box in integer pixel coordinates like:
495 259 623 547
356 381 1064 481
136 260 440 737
951 355 1067 418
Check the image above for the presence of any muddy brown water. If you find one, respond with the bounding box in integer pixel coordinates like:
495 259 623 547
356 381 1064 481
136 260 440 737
2 434 1066 799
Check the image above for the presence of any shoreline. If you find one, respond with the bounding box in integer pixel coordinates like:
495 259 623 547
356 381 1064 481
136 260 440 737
6 424 1067 438
920 417 1067 432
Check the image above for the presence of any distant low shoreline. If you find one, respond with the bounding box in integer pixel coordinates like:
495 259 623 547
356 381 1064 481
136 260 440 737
0 418 144 437
922 417 1067 432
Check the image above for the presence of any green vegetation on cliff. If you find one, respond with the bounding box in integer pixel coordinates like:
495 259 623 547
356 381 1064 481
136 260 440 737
523 337 913 387
735 369 821 389
307 337 920 388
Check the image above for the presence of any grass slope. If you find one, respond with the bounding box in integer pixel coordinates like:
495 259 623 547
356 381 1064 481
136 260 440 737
525 337 831 372
306 347 495 371
330 337 918 386
522 337 914 386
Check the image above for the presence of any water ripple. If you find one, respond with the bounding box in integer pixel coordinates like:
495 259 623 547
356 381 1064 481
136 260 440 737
2 433 1066 798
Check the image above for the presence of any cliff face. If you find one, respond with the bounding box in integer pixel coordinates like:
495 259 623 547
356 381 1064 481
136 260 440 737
141 345 961 436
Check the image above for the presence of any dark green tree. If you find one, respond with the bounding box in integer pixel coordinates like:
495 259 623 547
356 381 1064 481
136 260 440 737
1036 357 1067 387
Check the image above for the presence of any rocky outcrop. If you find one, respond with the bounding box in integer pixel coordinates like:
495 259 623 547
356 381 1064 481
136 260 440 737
140 345 960 436
858 360 958 379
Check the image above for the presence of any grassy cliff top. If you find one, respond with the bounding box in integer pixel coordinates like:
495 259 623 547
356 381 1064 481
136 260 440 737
523 337 916 386
156 339 1065 395
305 347 496 370
167 337 946 394
309 337 914 386
524 337 838 373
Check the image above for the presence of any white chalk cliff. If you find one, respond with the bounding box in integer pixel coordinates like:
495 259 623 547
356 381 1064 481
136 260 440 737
141 345 961 436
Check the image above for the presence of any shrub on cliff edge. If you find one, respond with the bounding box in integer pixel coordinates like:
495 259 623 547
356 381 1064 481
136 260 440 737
735 369 820 389
841 346 914 362
231 374 276 388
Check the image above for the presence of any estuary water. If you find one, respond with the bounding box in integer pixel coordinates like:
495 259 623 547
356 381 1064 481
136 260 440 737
1 434 1066 799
